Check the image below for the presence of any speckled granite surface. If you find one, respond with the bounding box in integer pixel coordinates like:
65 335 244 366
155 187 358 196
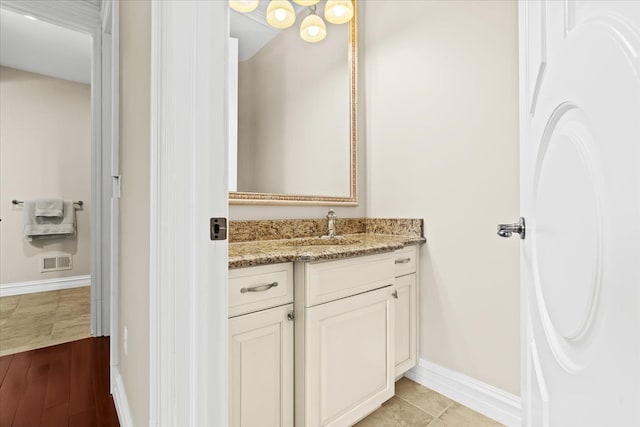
228 218 425 269
229 218 423 243
229 233 425 269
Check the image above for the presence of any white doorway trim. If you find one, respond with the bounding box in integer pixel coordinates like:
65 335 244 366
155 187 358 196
149 1 229 426
0 0 119 359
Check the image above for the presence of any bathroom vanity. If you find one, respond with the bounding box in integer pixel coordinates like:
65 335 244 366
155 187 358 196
227 219 423 427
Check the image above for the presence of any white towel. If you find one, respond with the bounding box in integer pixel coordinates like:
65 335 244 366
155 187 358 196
24 200 76 241
35 198 63 218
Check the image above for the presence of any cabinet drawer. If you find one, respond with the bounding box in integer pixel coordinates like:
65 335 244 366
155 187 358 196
394 245 417 277
304 253 395 307
229 263 294 317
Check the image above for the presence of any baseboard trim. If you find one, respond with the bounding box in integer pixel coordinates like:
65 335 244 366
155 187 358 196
111 366 134 427
405 358 521 427
0 275 91 297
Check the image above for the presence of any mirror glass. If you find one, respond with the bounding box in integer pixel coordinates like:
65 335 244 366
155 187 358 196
228 0 357 205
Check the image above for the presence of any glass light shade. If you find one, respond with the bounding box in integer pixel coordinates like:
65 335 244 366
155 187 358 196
324 0 354 24
266 0 296 29
292 0 320 5
300 13 327 43
229 0 259 13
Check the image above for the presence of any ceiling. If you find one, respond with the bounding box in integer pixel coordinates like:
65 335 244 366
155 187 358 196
0 8 92 84
230 1 308 61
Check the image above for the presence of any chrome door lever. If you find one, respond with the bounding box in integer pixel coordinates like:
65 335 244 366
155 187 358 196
497 217 526 239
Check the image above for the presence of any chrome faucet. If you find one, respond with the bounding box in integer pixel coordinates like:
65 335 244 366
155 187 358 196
325 209 337 238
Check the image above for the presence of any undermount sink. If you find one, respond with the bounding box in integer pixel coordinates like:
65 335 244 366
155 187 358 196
285 237 361 246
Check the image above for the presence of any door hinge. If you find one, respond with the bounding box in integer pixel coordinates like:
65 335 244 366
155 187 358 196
210 217 228 241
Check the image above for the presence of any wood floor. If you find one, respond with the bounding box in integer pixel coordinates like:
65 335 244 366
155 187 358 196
0 337 119 427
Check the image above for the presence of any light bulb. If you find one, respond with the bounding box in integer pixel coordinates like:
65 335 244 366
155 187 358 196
324 0 354 24
300 13 326 43
275 8 287 21
266 0 296 29
229 0 259 13
333 5 346 17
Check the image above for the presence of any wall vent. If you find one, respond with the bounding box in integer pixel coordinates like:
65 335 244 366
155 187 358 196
41 254 73 272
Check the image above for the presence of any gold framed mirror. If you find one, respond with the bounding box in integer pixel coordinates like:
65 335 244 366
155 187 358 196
229 0 358 206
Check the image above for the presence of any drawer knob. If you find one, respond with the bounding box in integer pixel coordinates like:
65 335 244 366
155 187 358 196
240 281 279 293
395 258 411 264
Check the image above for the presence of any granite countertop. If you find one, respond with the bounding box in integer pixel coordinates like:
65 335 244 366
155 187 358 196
229 233 426 269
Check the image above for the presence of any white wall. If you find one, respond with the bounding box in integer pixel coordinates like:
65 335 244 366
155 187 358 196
363 1 520 395
119 1 150 425
0 66 91 285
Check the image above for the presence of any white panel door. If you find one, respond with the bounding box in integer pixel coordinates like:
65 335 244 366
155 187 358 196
394 273 417 377
519 2 640 426
304 286 394 427
229 304 294 427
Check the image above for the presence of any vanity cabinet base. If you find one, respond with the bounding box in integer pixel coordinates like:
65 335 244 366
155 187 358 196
295 256 396 427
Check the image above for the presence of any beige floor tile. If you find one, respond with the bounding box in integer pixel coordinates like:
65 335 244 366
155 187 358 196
51 315 91 340
0 287 91 356
438 403 504 427
396 377 454 417
17 291 60 307
0 295 21 316
355 397 434 427
12 302 59 318
0 320 53 340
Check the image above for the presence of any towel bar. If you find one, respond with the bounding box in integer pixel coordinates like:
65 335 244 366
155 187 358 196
12 200 84 207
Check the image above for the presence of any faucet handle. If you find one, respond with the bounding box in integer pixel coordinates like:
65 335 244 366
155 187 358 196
327 209 336 219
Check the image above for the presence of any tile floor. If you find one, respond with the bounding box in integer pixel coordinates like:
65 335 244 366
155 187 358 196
0 287 91 357
356 377 504 427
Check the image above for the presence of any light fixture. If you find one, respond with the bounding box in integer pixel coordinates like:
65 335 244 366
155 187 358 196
292 0 320 5
229 0 259 13
266 0 296 29
300 8 326 43
24 15 38 21
324 0 353 24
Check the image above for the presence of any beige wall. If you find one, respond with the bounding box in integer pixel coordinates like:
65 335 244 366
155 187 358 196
237 20 350 197
0 66 91 285
119 1 150 425
363 1 520 394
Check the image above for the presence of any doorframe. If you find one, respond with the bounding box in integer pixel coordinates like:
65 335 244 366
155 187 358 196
149 1 229 426
0 0 119 354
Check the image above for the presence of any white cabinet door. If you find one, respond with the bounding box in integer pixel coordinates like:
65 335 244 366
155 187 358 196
394 274 417 377
229 304 294 427
304 286 394 427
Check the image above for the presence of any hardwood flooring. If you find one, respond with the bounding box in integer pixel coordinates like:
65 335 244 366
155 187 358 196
0 337 119 427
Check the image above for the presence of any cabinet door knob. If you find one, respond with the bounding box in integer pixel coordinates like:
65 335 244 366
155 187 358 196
287 311 296 321
391 290 399 299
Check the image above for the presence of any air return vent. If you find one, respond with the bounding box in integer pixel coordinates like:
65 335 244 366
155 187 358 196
41 253 73 272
